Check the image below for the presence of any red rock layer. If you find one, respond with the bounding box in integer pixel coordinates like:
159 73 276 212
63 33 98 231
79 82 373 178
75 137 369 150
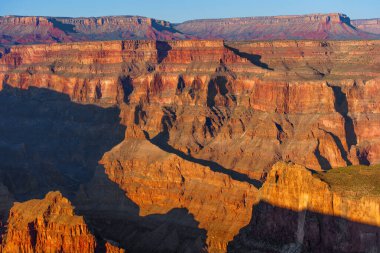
175 13 378 40
352 18 380 35
1 14 379 44
0 15 190 45
0 39 380 253
1 39 380 175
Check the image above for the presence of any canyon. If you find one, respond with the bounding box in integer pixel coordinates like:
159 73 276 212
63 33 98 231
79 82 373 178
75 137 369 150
1 13 380 45
0 27 379 252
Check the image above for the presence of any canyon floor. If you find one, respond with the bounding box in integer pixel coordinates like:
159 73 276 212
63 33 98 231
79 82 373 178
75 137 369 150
0 36 379 252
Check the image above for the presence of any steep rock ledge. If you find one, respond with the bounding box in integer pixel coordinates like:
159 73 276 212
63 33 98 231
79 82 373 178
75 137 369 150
0 192 97 253
228 162 380 253
101 136 258 252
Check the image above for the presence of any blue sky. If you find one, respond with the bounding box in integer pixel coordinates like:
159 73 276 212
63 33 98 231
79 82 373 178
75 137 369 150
1 0 379 22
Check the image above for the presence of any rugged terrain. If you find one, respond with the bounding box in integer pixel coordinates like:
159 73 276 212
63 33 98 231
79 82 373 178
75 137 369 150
1 13 380 45
0 38 379 252
175 13 379 40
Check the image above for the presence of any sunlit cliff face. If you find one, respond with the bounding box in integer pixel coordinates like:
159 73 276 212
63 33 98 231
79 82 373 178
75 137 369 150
0 38 380 253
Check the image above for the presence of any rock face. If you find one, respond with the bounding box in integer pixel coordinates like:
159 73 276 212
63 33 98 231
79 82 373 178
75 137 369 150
176 13 379 40
0 192 97 253
352 19 380 35
0 38 380 253
1 13 379 45
101 137 258 252
1 39 380 176
0 15 190 45
228 162 380 253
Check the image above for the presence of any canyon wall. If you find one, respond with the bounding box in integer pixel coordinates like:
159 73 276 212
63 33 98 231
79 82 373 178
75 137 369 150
1 13 379 45
0 39 379 252
1 39 380 175
352 18 380 35
228 162 380 253
176 13 376 40
0 191 96 253
0 15 190 45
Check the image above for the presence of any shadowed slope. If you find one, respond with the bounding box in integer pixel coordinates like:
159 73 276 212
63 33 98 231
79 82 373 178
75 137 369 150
228 162 380 253
0 84 208 252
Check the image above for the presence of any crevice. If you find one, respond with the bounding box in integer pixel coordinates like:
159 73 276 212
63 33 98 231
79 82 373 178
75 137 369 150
206 76 230 108
176 76 185 95
156 41 172 64
314 140 332 170
134 102 147 125
224 44 274 71
318 127 352 166
328 84 357 149
274 122 287 144
119 76 134 103
357 148 371 166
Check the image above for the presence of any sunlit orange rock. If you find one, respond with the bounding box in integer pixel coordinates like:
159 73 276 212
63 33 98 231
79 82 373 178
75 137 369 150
0 192 97 253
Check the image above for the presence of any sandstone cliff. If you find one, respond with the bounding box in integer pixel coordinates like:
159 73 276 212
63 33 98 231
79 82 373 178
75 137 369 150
101 136 258 252
0 192 97 253
0 15 190 45
1 13 379 45
174 13 378 40
228 162 380 253
352 18 380 35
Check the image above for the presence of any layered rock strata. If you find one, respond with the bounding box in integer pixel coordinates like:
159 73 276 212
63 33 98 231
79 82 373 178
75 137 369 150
228 162 380 253
352 18 380 35
1 39 380 176
0 192 97 253
101 137 258 252
176 13 378 40
1 13 379 44
0 15 190 45
0 39 380 252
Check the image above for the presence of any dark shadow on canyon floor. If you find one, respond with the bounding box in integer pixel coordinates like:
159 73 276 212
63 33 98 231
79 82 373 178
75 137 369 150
144 131 262 188
0 84 207 253
227 201 380 253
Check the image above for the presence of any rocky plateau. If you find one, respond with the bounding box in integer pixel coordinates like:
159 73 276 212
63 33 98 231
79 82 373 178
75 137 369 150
1 13 380 45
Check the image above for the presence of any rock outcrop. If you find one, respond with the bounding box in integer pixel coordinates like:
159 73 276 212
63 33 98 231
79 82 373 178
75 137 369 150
0 192 97 253
0 15 190 45
228 162 380 253
101 137 258 252
352 18 380 35
173 13 379 40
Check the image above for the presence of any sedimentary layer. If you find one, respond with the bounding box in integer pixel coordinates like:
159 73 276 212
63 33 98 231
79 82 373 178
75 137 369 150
0 15 190 45
0 39 380 252
176 13 378 40
1 13 379 45
1 39 380 176
228 162 380 253
0 192 97 253
352 18 380 35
